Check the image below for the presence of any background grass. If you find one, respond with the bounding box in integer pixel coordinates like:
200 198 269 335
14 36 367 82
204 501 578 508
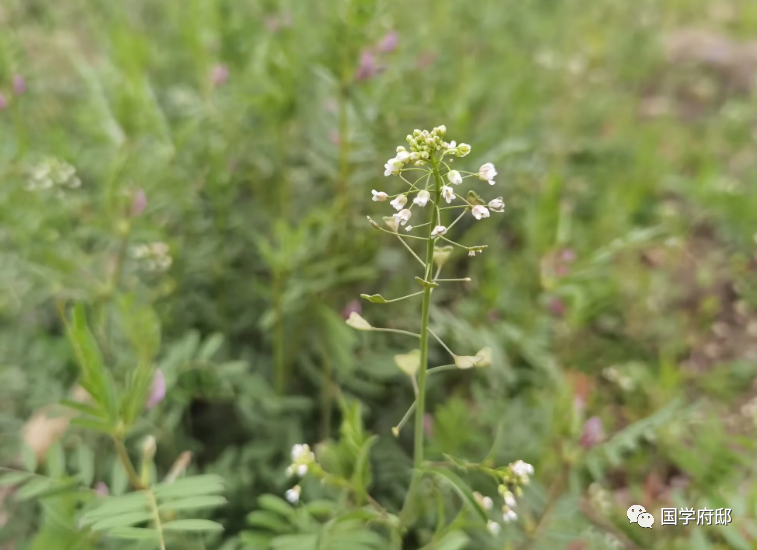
2 0 757 549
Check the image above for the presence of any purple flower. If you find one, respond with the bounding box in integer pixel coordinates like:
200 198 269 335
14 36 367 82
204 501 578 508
0 93 6 110
355 51 378 81
146 369 166 409
211 64 229 88
94 482 110 496
580 416 604 449
131 188 147 217
13 75 26 95
547 296 565 317
560 248 576 263
376 31 398 54
341 300 362 320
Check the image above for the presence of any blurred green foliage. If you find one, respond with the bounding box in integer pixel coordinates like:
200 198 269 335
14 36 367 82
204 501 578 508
2 0 757 549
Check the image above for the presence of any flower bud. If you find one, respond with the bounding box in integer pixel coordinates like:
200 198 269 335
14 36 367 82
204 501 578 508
146 369 166 409
456 143 471 156
142 436 157 462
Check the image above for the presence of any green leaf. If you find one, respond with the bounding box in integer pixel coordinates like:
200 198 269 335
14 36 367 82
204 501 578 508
15 478 55 501
429 531 470 550
107 527 159 540
351 435 378 503
91 512 154 531
247 510 292 533
110 459 129 496
359 294 388 304
423 465 488 523
199 333 225 360
258 494 296 519
45 442 66 478
158 495 227 511
21 443 37 472
270 534 318 550
60 399 104 418
153 474 224 499
76 446 95 486
239 531 276 547
414 277 439 288
162 519 224 532
70 417 112 433
81 493 150 524
0 471 33 486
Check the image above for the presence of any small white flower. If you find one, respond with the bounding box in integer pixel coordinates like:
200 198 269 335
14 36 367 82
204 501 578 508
431 225 447 237
502 507 517 523
405 225 413 232
487 520 501 535
457 143 471 156
478 162 497 185
441 186 455 203
384 157 404 176
285 485 301 504
372 190 388 202
468 250 476 257
414 190 431 207
478 163 497 185
444 140 457 155
288 443 316 478
510 460 534 483
504 491 516 508
393 209 412 226
390 194 408 211
482 496 494 510
488 197 505 212
395 151 410 162
472 205 490 220
447 170 462 185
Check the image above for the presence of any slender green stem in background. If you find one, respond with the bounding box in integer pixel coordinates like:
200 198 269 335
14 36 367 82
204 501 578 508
393 364 459 435
336 84 351 206
112 436 145 490
400 157 443 524
273 271 287 395
395 235 426 268
427 328 456 360
371 328 421 338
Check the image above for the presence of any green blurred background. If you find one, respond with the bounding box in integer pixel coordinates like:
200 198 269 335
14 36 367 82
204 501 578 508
2 0 757 548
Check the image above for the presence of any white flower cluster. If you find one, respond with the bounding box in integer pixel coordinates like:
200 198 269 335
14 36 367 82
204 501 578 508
372 126 505 250
130 242 172 272
285 443 315 478
26 158 81 192
476 460 535 536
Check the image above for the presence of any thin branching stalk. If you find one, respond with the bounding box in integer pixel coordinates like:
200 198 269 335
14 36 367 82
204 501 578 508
147 489 167 550
400 157 443 523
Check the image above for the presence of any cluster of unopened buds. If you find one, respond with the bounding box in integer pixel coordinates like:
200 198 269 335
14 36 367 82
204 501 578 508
130 242 172 272
285 443 315 478
25 157 82 192
370 125 503 257
476 460 534 535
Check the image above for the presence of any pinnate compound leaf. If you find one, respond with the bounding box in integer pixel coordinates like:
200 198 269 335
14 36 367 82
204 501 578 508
162 519 224 532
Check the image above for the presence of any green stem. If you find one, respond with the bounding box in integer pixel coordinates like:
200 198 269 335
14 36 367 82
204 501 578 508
371 328 421 338
274 271 286 394
400 157 442 524
393 364 458 435
112 437 145 490
147 489 166 550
